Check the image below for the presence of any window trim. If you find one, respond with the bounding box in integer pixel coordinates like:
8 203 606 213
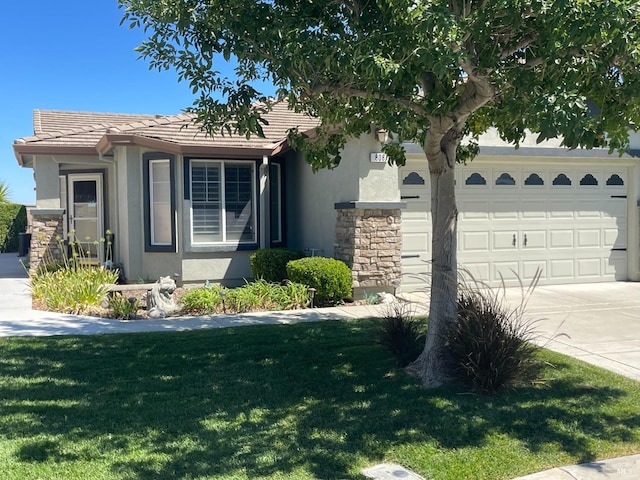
269 162 283 245
188 158 258 247
143 152 176 253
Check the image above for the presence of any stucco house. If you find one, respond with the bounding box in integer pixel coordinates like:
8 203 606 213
13 105 640 293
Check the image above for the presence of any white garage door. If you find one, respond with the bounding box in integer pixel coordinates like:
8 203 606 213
400 159 628 291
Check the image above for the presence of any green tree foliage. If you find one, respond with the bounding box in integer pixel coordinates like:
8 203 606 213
119 0 640 386
0 181 11 204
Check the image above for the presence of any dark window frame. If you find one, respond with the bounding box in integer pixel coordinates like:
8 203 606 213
184 157 260 251
269 161 285 247
143 152 177 253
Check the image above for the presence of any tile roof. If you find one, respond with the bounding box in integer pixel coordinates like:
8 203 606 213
15 103 320 155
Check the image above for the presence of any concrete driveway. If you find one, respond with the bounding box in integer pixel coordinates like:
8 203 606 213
1 252 639 381
502 282 640 381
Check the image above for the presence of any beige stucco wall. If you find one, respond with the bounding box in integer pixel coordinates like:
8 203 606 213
285 132 401 257
181 252 252 286
33 153 118 240
33 156 60 208
113 146 142 280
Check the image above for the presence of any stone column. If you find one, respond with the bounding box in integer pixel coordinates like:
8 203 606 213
334 201 405 293
28 209 65 275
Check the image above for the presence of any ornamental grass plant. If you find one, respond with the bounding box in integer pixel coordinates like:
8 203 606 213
446 270 544 394
30 234 118 314
107 293 140 320
179 279 310 314
377 301 427 367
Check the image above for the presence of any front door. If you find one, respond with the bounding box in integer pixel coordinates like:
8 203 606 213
68 173 104 264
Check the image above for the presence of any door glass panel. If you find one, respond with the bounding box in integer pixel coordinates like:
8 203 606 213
579 174 598 186
495 172 516 185
606 174 624 186
73 180 98 219
552 173 572 186
73 203 97 217
73 180 97 203
70 177 102 262
524 173 544 186
73 219 99 258
465 173 487 185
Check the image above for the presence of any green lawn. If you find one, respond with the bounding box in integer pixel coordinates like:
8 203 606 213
0 319 638 480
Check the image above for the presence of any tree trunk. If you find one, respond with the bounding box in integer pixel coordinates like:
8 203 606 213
410 134 459 387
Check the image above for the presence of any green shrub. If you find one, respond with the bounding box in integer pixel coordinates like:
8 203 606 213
0 203 27 253
108 293 140 320
250 248 305 282
377 302 426 367
286 257 352 307
445 279 541 394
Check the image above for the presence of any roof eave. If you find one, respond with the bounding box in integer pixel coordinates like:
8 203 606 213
98 133 279 158
13 142 98 166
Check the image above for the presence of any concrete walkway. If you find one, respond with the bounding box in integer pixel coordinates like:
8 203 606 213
0 252 638 479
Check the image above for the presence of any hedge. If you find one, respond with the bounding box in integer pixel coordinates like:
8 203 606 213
250 248 305 282
0 204 27 253
286 256 353 307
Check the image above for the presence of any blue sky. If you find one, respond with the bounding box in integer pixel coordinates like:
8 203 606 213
1 1 268 205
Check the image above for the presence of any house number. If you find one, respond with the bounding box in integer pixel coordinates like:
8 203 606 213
370 152 388 163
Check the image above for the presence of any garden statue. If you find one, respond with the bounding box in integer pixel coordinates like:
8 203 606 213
147 276 178 318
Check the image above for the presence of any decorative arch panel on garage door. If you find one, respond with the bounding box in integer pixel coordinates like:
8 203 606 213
399 159 628 291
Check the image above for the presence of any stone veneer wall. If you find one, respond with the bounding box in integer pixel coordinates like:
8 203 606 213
29 210 65 275
334 204 403 289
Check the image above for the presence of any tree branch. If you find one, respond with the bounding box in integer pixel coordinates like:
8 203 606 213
450 77 495 123
500 35 536 60
425 75 494 161
306 84 431 117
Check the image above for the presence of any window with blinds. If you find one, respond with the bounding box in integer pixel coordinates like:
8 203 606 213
191 160 256 244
